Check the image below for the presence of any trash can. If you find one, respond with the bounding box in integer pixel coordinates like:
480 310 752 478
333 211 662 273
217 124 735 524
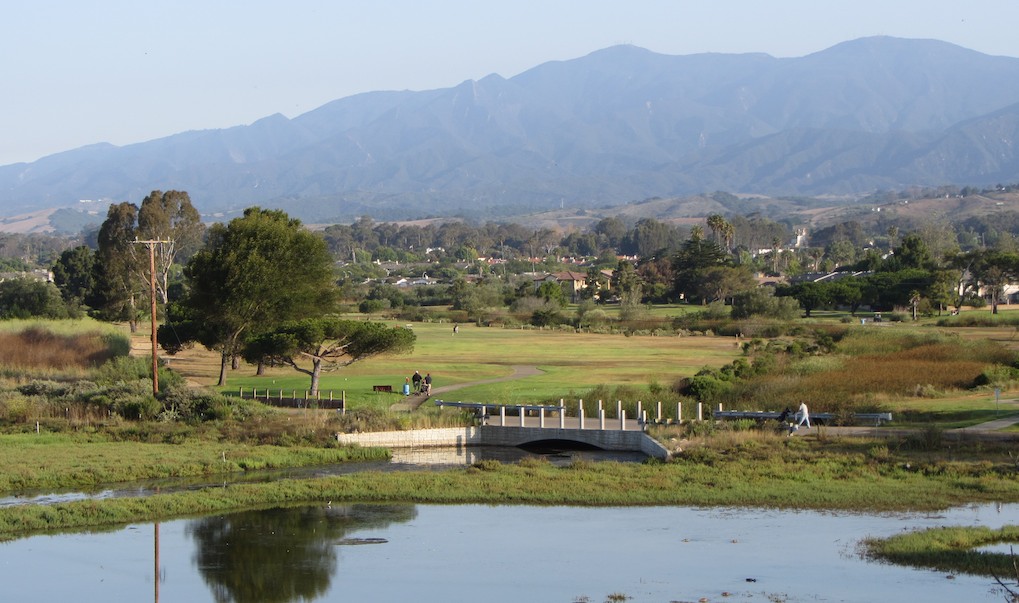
403 379 411 396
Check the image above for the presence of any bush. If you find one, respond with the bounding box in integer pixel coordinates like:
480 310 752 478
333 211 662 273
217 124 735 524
684 374 733 402
160 388 233 422
94 356 183 389
114 394 162 420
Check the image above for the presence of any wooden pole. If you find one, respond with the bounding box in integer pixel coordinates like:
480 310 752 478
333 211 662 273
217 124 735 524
133 239 170 396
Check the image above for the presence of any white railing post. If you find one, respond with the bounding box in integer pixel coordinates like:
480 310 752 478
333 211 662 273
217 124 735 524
579 399 585 430
599 408 605 430
677 402 683 424
540 407 545 428
656 401 662 422
520 406 526 427
620 409 627 430
697 403 703 422
500 405 506 426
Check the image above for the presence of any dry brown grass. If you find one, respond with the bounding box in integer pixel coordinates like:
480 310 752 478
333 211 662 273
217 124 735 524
0 328 117 371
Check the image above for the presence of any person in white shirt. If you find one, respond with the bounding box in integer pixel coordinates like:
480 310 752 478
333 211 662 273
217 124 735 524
796 401 811 429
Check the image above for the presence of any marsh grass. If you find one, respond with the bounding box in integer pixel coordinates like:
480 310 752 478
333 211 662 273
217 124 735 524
3 448 1019 541
865 525 1019 577
0 432 389 492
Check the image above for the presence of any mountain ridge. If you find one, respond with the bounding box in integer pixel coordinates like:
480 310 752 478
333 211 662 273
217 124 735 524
3 36 1019 223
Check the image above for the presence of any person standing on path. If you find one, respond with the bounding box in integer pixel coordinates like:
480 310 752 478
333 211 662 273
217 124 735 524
423 372 432 395
412 371 422 393
796 401 811 429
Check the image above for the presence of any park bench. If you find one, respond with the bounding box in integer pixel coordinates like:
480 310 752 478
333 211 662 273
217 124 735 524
713 410 893 426
372 385 394 393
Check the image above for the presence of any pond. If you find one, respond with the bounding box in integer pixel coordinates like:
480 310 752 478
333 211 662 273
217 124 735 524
1 502 1017 602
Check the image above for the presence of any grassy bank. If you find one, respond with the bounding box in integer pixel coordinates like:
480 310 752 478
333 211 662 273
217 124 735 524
3 440 1019 541
0 433 389 491
865 525 1019 577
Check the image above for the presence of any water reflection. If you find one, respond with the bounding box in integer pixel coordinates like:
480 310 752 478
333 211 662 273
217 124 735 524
188 504 415 603
3 503 1019 601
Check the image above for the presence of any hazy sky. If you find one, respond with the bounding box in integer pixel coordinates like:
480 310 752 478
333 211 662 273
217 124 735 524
2 0 1018 166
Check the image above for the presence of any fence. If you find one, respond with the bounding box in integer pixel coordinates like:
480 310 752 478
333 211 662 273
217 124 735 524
236 387 346 410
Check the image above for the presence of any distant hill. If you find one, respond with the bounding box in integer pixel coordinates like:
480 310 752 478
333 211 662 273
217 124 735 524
4 36 1019 225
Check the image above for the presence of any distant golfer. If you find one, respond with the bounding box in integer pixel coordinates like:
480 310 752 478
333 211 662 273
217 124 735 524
796 401 811 429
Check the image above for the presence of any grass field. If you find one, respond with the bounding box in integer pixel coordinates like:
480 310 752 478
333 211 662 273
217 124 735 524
147 320 743 409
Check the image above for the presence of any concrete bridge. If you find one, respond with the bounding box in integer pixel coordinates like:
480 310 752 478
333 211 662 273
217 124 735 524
337 399 671 460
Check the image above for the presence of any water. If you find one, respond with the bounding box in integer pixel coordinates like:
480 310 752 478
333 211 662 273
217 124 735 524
1 502 1017 602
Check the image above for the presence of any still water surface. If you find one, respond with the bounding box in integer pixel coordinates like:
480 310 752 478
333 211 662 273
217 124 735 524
1 502 1017 602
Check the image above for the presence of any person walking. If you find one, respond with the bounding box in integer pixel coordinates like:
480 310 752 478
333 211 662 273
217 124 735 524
796 401 811 429
423 373 433 395
412 371 422 393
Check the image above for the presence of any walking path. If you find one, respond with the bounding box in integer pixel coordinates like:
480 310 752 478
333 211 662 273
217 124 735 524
793 411 1019 440
389 365 542 412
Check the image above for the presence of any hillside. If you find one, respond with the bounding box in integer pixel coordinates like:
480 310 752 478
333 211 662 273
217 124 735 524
3 37 1019 225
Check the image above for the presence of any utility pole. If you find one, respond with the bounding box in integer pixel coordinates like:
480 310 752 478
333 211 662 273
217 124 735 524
133 239 172 395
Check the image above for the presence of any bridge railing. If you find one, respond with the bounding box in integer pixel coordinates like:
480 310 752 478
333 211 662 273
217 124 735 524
434 399 651 431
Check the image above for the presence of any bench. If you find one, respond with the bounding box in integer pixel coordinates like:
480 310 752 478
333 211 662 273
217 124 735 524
372 385 393 393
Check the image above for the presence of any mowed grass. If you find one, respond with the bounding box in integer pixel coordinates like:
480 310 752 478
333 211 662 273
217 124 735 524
145 321 741 409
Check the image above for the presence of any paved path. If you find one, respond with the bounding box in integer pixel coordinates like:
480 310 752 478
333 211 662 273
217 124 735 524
792 411 1019 440
389 365 543 412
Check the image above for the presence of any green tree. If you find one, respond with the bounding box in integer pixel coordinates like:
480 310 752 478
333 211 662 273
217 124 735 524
162 208 337 386
536 280 568 307
785 281 832 317
671 238 727 303
731 287 798 320
93 202 144 330
0 278 75 319
243 319 414 395
136 190 206 304
51 246 96 307
887 233 932 271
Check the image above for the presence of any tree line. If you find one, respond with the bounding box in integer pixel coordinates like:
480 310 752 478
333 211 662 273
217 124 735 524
8 188 1019 375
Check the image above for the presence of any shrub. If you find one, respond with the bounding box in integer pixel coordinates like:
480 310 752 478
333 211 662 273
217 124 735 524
685 374 733 402
114 394 162 420
160 388 233 422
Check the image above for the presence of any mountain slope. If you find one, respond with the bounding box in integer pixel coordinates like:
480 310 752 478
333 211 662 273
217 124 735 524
3 37 1019 222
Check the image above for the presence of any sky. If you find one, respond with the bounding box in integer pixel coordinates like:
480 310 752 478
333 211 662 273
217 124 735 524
3 0 1019 167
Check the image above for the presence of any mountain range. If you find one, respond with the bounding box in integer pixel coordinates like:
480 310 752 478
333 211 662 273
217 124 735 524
4 36 1019 225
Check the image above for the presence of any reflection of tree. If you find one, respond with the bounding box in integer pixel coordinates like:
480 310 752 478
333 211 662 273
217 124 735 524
188 504 416 603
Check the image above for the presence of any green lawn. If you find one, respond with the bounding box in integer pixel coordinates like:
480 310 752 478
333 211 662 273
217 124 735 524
215 321 741 409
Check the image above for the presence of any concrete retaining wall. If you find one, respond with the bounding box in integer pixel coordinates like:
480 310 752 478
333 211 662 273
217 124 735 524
336 426 670 460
